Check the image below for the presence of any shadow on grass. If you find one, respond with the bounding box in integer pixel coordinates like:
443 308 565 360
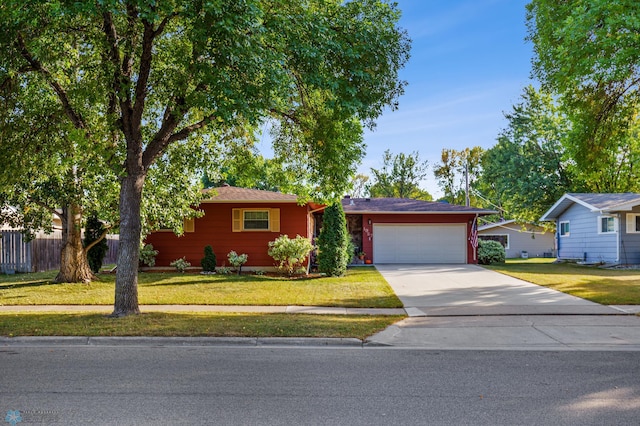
0 280 58 290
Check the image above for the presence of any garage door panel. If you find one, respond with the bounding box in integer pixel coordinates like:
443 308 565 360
373 224 466 264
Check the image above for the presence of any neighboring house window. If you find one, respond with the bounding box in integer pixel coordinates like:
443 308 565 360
626 214 640 233
479 234 509 249
232 208 280 232
598 216 616 234
559 221 570 237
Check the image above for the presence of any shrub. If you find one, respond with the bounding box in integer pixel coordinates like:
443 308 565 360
478 240 505 265
170 257 191 273
201 245 217 272
228 251 248 274
268 234 314 275
217 266 232 275
84 215 109 274
139 243 158 267
317 202 350 276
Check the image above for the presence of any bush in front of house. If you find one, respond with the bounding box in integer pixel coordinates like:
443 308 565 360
268 234 314 276
139 243 158 267
170 257 191 273
228 250 248 274
84 214 109 273
478 240 505 265
317 201 350 277
201 245 217 272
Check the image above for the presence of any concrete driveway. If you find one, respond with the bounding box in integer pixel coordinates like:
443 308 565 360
370 264 640 350
376 264 620 316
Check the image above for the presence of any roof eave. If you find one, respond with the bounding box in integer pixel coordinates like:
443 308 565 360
344 210 497 215
201 199 299 204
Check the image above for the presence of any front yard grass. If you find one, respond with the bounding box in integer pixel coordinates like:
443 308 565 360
0 266 402 308
484 259 640 305
0 312 403 340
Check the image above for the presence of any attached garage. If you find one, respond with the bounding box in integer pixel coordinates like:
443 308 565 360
341 197 496 265
373 224 467 264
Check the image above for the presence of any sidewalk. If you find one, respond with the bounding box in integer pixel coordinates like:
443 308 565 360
367 314 640 351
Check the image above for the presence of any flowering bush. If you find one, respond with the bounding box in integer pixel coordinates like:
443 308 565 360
228 251 248 274
170 257 191 273
268 234 314 275
139 243 158 267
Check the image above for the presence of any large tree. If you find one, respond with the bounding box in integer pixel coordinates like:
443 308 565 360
477 86 574 223
369 150 431 200
0 1 409 316
433 146 483 205
527 0 640 192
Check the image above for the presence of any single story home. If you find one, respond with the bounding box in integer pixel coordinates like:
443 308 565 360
145 186 496 269
477 219 555 259
540 193 640 264
340 196 495 264
145 185 323 269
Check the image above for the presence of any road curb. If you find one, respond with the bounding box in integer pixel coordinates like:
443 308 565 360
0 336 366 348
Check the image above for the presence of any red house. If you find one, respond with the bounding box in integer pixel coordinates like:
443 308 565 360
145 186 323 269
145 186 496 269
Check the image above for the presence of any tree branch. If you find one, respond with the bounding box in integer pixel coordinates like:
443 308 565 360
16 33 88 132
83 225 113 254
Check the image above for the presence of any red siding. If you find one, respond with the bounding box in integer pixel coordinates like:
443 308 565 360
359 213 478 264
145 202 312 267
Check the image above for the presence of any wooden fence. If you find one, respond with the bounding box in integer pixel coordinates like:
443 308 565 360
1 230 119 273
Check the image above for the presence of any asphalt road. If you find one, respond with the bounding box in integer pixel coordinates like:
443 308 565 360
2 345 640 425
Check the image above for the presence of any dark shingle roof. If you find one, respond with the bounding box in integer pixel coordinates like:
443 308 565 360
342 197 495 214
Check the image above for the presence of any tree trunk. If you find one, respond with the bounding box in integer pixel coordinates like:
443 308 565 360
54 204 95 283
112 173 145 317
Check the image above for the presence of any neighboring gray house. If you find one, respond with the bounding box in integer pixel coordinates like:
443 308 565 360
540 193 640 264
478 220 555 258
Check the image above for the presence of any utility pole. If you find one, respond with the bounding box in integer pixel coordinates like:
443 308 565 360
465 160 470 207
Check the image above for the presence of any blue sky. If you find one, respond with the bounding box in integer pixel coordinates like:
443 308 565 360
360 0 533 198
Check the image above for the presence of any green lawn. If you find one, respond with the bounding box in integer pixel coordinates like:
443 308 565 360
0 267 405 338
0 312 403 340
484 259 640 305
0 266 402 308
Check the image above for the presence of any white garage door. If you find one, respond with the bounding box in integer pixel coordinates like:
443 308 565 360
373 224 467 264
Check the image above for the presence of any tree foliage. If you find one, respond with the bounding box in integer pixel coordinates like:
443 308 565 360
369 150 431 200
0 0 410 315
349 174 370 198
527 0 640 192
433 146 483 205
478 86 574 223
317 202 350 277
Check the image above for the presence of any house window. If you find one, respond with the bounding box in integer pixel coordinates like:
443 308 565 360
559 221 570 237
626 214 640 233
157 218 195 233
479 234 509 249
232 208 280 232
244 210 269 230
598 216 615 234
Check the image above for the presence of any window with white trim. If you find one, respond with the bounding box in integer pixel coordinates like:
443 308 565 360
626 213 640 234
598 216 616 234
232 208 280 232
478 234 509 249
559 221 570 237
